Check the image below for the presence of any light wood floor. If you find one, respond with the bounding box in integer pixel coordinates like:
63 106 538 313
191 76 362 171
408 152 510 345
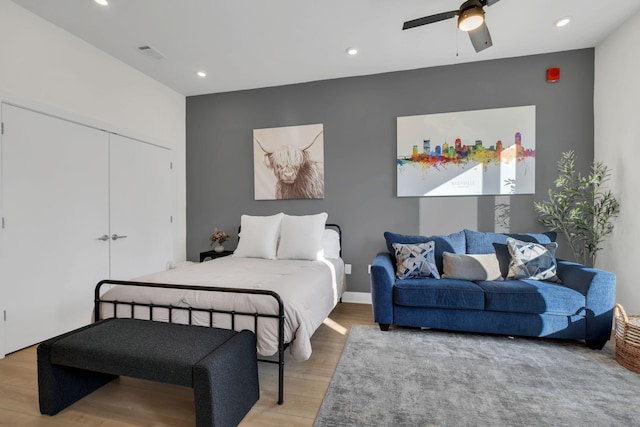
0 303 375 426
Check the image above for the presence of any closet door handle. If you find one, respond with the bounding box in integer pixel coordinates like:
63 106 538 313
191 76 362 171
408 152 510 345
111 234 128 240
97 234 110 241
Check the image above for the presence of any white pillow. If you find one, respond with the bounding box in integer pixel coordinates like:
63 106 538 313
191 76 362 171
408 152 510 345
277 213 328 260
322 229 341 259
233 213 284 259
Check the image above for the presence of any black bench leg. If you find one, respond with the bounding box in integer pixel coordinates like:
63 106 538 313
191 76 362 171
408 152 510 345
38 343 117 415
193 330 260 427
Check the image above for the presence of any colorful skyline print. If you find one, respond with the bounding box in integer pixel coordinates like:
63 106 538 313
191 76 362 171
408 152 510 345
397 105 536 197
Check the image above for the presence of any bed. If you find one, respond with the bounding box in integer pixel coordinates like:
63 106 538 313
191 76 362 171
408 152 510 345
94 213 345 404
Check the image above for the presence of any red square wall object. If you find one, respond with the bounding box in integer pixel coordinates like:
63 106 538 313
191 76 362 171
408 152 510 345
547 67 560 83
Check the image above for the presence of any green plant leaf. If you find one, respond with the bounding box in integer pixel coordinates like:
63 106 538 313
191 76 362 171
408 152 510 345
534 151 620 266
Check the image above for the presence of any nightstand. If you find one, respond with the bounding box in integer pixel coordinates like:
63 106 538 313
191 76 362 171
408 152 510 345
199 249 234 262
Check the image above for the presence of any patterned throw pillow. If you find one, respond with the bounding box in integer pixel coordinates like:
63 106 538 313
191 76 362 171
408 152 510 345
507 237 559 281
392 242 440 280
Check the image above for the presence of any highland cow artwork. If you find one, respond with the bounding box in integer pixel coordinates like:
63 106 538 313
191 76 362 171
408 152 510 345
397 105 536 197
253 123 325 200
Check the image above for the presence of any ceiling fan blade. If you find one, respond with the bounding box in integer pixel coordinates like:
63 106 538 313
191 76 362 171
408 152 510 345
468 21 493 52
402 10 458 30
483 0 501 6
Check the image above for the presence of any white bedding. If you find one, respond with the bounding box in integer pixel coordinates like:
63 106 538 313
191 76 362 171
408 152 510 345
100 256 345 361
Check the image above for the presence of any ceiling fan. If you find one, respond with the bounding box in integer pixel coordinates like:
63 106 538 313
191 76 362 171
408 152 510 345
403 0 501 52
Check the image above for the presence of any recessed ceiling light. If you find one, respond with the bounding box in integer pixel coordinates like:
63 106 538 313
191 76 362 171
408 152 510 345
196 71 207 78
94 0 109 6
346 47 358 56
555 17 571 27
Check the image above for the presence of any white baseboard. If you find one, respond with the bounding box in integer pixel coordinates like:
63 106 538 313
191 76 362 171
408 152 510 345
341 291 372 304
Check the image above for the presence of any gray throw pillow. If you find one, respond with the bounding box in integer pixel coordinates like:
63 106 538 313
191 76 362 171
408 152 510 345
442 252 502 281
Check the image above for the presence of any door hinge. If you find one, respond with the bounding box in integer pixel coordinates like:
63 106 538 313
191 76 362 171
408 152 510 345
170 215 173 223
1 217 4 229
170 162 173 170
1 122 4 135
3 310 6 322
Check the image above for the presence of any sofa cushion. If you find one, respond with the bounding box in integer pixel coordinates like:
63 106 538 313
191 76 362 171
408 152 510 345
384 231 466 275
509 231 557 243
464 229 556 255
392 242 440 279
474 279 585 315
394 277 485 310
442 252 502 281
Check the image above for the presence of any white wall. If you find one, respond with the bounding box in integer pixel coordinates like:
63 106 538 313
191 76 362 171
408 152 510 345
595 10 640 314
0 0 186 265
0 0 186 357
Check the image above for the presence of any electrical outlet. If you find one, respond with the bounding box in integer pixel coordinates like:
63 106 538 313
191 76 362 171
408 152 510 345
345 264 352 274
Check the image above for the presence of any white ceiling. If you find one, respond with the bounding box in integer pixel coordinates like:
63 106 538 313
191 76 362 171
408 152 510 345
11 0 640 96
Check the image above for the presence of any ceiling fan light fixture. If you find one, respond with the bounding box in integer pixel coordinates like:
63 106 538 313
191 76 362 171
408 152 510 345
458 6 484 32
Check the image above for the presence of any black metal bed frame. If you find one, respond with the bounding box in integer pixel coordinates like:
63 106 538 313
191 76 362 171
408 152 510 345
94 280 287 404
93 223 342 406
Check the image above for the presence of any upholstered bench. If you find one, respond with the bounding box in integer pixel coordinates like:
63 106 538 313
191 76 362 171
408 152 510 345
37 318 259 427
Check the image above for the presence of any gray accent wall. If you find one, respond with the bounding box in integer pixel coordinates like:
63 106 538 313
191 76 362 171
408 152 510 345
186 48 594 293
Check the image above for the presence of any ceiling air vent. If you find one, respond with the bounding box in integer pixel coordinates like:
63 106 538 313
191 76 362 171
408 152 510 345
137 45 166 60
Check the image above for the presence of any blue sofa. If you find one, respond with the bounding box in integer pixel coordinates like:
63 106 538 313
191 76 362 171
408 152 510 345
370 229 616 349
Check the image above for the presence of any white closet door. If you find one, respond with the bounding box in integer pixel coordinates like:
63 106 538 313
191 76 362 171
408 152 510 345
0 104 110 354
109 134 172 280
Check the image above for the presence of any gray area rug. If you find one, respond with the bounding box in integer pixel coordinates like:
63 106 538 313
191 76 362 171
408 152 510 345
314 326 640 426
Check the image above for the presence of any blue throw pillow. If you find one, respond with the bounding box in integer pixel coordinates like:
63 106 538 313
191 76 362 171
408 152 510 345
492 243 512 278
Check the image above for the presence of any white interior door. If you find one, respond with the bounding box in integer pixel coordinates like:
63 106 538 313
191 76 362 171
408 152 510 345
0 104 110 354
109 134 172 280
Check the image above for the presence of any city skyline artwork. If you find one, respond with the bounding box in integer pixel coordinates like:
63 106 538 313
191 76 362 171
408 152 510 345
397 105 536 197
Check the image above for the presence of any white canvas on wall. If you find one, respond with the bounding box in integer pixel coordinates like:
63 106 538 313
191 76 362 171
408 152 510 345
253 123 325 200
397 106 536 197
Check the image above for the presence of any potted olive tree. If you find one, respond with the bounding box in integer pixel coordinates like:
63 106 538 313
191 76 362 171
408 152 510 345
534 151 620 267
